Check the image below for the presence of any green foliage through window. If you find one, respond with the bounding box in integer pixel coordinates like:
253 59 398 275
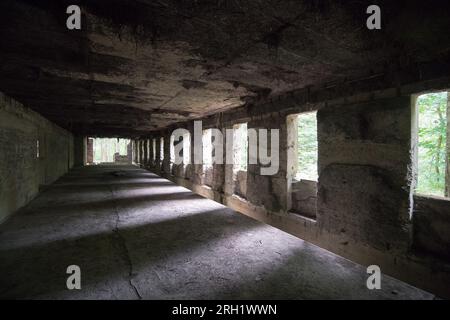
233 123 248 172
92 138 130 163
297 112 318 181
202 129 213 167
416 92 449 197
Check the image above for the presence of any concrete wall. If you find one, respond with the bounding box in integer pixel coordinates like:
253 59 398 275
291 180 317 219
138 78 450 298
234 170 247 199
74 136 86 167
317 97 412 253
86 138 94 164
413 195 450 261
0 92 74 223
246 116 289 213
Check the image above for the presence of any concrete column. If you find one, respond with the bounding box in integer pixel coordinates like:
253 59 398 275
148 138 151 166
245 116 289 213
190 124 203 186
317 96 411 252
134 139 139 163
149 139 152 166
86 138 93 165
286 114 298 211
156 137 161 170
132 140 135 163
149 137 153 167
127 141 133 163
163 133 171 173
142 140 145 166
74 135 86 167
143 139 148 167
223 124 235 197
211 125 226 194
137 140 140 164
139 140 144 165
133 140 137 164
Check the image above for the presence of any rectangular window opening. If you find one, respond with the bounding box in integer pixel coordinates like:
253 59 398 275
232 123 248 198
414 91 450 199
152 138 156 161
183 132 191 165
201 129 213 187
202 129 213 168
296 112 318 182
233 123 248 173
288 111 318 220
92 138 131 164
160 137 164 161
170 134 175 164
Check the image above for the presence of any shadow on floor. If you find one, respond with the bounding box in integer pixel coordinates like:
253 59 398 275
0 165 435 300
0 207 260 299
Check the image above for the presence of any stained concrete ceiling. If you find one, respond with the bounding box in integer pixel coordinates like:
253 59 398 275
0 0 449 137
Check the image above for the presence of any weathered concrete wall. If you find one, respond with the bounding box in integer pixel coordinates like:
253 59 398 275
291 180 317 219
163 134 171 174
141 82 450 298
86 138 94 165
246 116 289 213
317 97 412 253
202 167 214 187
413 195 450 260
127 142 133 163
143 139 148 166
74 136 86 167
0 92 74 223
234 170 247 199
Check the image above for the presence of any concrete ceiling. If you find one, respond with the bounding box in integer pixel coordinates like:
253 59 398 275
0 0 449 137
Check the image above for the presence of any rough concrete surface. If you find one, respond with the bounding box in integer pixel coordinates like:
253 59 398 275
0 92 73 223
1 1 450 136
0 165 435 300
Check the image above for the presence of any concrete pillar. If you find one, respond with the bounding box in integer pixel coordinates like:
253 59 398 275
211 124 226 194
133 140 137 164
143 139 148 167
190 124 203 186
246 117 288 213
136 140 139 164
139 140 144 165
156 137 161 170
163 133 171 173
223 124 235 197
74 136 86 167
86 138 93 165
317 96 411 252
147 138 151 166
134 139 139 163
286 114 298 211
127 141 133 163
149 137 154 167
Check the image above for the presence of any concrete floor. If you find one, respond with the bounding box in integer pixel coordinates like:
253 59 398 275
0 165 436 299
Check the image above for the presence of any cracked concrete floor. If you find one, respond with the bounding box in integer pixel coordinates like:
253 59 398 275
0 165 436 299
